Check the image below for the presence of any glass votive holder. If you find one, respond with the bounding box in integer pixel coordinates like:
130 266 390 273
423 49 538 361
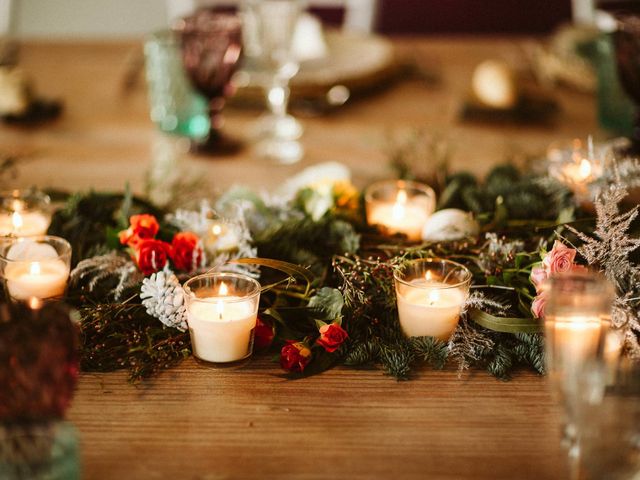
183 272 261 365
546 138 611 196
365 180 436 242
0 236 72 302
394 258 472 341
0 189 52 237
543 271 614 383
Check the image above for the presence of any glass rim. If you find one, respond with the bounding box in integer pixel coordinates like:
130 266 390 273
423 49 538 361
183 272 261 303
393 257 472 290
172 13 243 36
543 269 612 289
0 188 51 206
0 235 71 263
364 179 436 203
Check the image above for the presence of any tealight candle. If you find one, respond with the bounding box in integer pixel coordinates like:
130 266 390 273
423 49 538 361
394 259 472 341
365 180 436 242
184 272 260 364
0 190 52 237
547 137 608 198
204 221 240 254
543 271 613 378
0 236 72 301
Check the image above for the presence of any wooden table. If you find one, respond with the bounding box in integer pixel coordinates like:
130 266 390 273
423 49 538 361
1 36 601 479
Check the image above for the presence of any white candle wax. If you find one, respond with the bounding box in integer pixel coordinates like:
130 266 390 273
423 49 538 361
0 210 50 236
552 316 602 364
368 191 430 242
187 296 258 363
4 259 70 299
396 280 466 340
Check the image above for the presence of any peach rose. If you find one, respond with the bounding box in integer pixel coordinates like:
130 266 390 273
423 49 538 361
531 291 548 319
542 241 577 274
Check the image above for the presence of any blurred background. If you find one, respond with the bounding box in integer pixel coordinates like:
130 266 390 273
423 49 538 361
0 0 616 38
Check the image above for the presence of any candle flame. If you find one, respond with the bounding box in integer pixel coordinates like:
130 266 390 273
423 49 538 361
216 281 228 321
11 211 23 230
30 262 41 275
425 271 433 282
219 281 228 296
392 190 407 220
578 159 592 180
28 297 43 310
212 224 223 236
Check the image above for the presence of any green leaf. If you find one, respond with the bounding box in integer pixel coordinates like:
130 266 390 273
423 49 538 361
314 319 328 330
308 287 344 321
469 308 542 334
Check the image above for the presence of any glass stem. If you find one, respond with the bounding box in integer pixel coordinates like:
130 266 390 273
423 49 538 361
266 77 290 121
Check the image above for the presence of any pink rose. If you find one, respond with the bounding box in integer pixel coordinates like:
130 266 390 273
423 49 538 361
531 291 548 319
542 241 576 274
530 266 548 293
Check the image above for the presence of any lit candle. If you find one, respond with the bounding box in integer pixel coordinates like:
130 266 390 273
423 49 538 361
549 316 602 365
0 191 51 237
365 180 436 242
394 259 471 341
1 236 72 300
547 137 605 196
5 259 70 300
184 273 261 364
0 207 50 237
204 221 240 254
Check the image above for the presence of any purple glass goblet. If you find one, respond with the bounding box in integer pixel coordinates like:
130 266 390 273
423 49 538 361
174 10 243 154
615 13 640 154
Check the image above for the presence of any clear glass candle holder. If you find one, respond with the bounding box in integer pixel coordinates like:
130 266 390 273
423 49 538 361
543 271 614 466
546 138 613 198
0 236 71 302
0 189 52 237
184 272 261 365
365 180 436 242
394 258 472 341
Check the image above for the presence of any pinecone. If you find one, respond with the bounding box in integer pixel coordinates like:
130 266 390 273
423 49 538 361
140 269 188 331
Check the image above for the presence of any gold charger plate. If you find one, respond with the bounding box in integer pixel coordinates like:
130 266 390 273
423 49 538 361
233 30 398 106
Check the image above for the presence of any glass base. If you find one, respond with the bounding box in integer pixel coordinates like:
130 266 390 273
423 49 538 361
254 137 303 165
193 354 252 369
190 131 243 156
254 114 303 141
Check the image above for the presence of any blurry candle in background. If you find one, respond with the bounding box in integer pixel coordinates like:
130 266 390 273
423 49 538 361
365 180 436 242
0 191 52 237
0 236 72 301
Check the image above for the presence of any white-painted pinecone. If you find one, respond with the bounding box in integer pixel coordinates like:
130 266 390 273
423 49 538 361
140 268 188 331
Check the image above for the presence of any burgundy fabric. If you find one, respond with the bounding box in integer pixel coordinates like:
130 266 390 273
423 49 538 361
376 0 573 34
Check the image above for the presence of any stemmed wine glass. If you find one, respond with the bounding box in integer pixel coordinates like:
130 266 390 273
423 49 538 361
614 13 640 155
241 0 304 164
543 272 614 480
173 10 243 154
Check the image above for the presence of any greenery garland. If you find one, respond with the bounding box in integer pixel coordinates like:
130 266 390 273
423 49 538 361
35 158 640 382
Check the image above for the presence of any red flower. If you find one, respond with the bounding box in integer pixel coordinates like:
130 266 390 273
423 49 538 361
254 316 275 350
280 342 312 373
119 214 160 246
134 239 171 275
316 323 348 353
170 232 202 272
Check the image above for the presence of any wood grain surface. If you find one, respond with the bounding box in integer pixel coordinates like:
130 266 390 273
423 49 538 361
0 36 600 479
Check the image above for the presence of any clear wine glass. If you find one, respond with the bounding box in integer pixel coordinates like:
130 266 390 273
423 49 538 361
543 272 614 479
241 0 304 164
576 357 640 480
173 10 243 154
